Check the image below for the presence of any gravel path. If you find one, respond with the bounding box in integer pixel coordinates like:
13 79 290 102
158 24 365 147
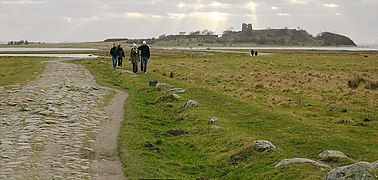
0 59 127 179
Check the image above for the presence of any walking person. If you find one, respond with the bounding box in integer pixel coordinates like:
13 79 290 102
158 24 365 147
129 43 140 73
251 49 255 56
138 41 150 74
110 43 118 68
117 44 125 67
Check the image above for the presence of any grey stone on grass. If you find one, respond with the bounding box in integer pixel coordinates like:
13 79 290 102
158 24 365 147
184 100 198 109
252 140 275 152
324 161 378 180
155 83 170 91
319 150 352 162
209 117 218 123
166 88 186 94
275 158 329 168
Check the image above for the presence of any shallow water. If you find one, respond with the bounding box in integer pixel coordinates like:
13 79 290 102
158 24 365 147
0 54 98 58
0 48 98 52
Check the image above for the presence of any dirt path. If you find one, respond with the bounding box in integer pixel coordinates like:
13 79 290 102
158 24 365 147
0 58 127 179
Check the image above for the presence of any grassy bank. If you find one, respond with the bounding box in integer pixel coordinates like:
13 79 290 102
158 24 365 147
0 57 48 87
76 50 378 179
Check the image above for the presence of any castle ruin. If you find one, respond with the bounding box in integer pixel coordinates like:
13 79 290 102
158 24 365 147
242 23 253 32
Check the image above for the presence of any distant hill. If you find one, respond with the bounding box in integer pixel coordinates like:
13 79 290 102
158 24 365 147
220 23 356 46
104 23 357 47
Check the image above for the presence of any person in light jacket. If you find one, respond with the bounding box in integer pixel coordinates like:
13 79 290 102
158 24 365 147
129 43 140 73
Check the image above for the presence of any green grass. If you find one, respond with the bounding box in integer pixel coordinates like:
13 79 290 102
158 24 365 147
76 50 378 179
0 57 48 87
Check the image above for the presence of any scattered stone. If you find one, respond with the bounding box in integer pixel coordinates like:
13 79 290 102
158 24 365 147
143 115 152 119
45 119 58 124
149 80 158 86
210 125 222 129
275 158 329 168
167 129 185 136
184 100 198 109
7 101 17 106
38 110 54 116
319 150 352 162
252 140 275 152
324 161 378 180
155 83 170 91
144 143 161 153
157 94 180 102
209 117 218 123
166 88 186 94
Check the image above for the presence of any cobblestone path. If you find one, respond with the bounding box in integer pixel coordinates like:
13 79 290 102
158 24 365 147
0 59 125 179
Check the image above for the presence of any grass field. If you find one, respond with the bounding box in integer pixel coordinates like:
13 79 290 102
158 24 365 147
0 57 48 87
76 49 378 179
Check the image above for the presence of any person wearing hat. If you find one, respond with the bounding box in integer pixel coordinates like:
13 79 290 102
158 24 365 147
138 41 151 74
129 43 140 73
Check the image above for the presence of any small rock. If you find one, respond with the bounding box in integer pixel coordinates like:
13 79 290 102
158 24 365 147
149 80 158 86
324 161 377 180
143 115 152 119
210 125 222 129
209 117 218 123
7 101 17 106
155 83 170 91
167 88 186 94
252 140 275 152
319 150 352 162
184 100 198 109
275 158 330 168
144 143 161 152
167 129 185 136
38 110 54 116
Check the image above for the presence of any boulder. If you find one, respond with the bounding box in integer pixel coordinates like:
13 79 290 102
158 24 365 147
319 150 352 162
184 100 198 109
149 80 158 86
324 161 378 180
275 158 329 168
252 140 275 152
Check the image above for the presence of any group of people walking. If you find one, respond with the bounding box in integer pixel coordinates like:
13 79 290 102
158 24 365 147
110 41 150 74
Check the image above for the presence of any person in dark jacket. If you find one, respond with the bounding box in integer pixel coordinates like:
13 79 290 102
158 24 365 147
138 41 150 74
109 43 118 68
117 44 125 67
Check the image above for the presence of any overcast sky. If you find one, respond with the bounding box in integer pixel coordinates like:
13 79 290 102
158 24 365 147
0 0 377 45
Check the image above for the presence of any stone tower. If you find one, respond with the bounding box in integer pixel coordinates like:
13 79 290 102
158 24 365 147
242 23 253 32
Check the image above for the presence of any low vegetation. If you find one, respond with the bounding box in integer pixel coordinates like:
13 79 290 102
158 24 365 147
76 49 378 179
0 57 47 87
